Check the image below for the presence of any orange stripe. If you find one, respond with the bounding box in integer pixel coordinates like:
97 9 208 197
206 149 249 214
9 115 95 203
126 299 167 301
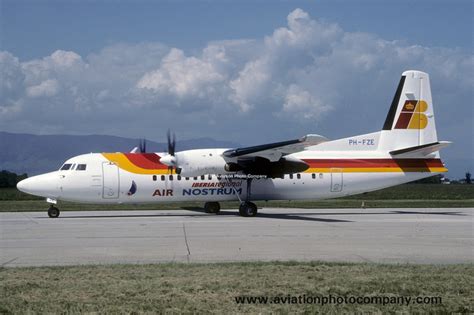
102 153 174 174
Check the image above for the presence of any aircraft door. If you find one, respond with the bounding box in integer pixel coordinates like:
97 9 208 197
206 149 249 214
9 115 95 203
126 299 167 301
102 162 120 199
330 168 343 192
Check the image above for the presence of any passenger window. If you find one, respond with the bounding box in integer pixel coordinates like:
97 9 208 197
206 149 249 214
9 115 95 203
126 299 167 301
208 175 212 180
193 177 198 180
153 175 157 181
289 174 293 179
161 175 165 181
312 173 316 179
76 164 87 171
185 177 189 181
169 175 173 181
201 175 205 180
60 164 72 171
297 174 301 179
177 175 182 180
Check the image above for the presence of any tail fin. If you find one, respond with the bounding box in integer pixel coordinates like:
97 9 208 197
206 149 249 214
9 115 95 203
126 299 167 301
380 70 442 151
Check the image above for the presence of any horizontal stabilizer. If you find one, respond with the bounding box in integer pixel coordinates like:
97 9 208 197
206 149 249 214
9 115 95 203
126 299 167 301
389 141 451 158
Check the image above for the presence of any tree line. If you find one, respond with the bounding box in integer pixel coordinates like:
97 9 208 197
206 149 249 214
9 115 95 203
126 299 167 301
0 171 28 188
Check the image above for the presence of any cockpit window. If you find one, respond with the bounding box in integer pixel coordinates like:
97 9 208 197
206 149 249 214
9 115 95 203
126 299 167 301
60 164 72 170
76 164 87 171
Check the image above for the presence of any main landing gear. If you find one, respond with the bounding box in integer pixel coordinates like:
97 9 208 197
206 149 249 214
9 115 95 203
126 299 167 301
237 178 258 217
239 177 258 217
239 201 257 217
47 205 60 218
205 177 258 217
204 202 221 214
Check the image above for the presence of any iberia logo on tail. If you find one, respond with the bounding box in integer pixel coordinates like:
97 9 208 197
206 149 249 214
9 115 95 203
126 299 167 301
395 100 428 129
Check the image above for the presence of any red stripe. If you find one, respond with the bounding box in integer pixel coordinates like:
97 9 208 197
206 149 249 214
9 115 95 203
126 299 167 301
395 112 413 129
303 159 444 168
124 153 168 170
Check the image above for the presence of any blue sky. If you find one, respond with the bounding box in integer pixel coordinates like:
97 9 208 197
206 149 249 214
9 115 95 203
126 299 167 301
2 1 472 60
1 0 472 177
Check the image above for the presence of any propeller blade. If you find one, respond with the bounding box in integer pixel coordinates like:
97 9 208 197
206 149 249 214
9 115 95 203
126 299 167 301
164 129 178 173
139 139 147 153
167 129 176 156
171 132 176 156
167 129 172 155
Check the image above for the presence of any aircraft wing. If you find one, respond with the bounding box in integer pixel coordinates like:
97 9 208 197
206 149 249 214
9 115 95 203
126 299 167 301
223 134 327 162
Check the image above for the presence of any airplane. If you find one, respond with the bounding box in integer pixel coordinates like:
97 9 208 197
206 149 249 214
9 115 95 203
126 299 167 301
17 70 450 218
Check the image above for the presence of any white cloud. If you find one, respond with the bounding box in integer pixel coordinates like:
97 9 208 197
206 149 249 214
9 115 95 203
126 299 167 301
282 84 330 119
49 50 83 68
0 9 472 152
136 48 226 100
26 79 59 98
0 52 25 104
229 58 271 112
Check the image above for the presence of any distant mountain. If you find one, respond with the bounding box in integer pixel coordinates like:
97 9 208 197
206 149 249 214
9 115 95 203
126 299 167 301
0 132 240 176
1 131 469 179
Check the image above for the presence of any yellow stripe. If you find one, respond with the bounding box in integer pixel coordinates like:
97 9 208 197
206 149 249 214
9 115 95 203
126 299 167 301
305 167 447 173
102 153 172 175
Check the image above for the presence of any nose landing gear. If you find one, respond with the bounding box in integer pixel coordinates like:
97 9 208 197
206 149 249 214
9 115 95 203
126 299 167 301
48 205 60 218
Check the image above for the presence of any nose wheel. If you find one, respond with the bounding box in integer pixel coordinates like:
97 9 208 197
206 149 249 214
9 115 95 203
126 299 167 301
48 205 60 218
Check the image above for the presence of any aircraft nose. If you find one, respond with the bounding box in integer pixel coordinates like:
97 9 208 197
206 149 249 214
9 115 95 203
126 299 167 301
16 178 29 192
16 173 59 198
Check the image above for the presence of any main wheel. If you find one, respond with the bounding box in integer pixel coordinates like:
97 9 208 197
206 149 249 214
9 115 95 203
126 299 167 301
48 206 60 218
238 202 258 217
204 202 221 214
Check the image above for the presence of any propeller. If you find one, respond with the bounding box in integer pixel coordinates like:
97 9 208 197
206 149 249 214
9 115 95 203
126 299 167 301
139 139 147 153
167 129 176 156
160 129 179 174
130 138 147 153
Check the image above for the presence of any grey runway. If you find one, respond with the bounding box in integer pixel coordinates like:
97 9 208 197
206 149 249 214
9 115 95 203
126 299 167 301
1 208 472 267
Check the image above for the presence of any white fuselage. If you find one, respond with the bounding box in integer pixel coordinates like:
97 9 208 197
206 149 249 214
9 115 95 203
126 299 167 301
18 144 444 205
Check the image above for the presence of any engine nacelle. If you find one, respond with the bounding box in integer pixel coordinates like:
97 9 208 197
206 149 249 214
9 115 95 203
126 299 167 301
224 162 242 172
170 149 309 178
175 148 229 177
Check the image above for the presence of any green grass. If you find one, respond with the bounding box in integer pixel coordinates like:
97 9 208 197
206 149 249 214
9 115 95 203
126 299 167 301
0 262 472 314
1 184 473 212
0 188 43 201
343 183 474 200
